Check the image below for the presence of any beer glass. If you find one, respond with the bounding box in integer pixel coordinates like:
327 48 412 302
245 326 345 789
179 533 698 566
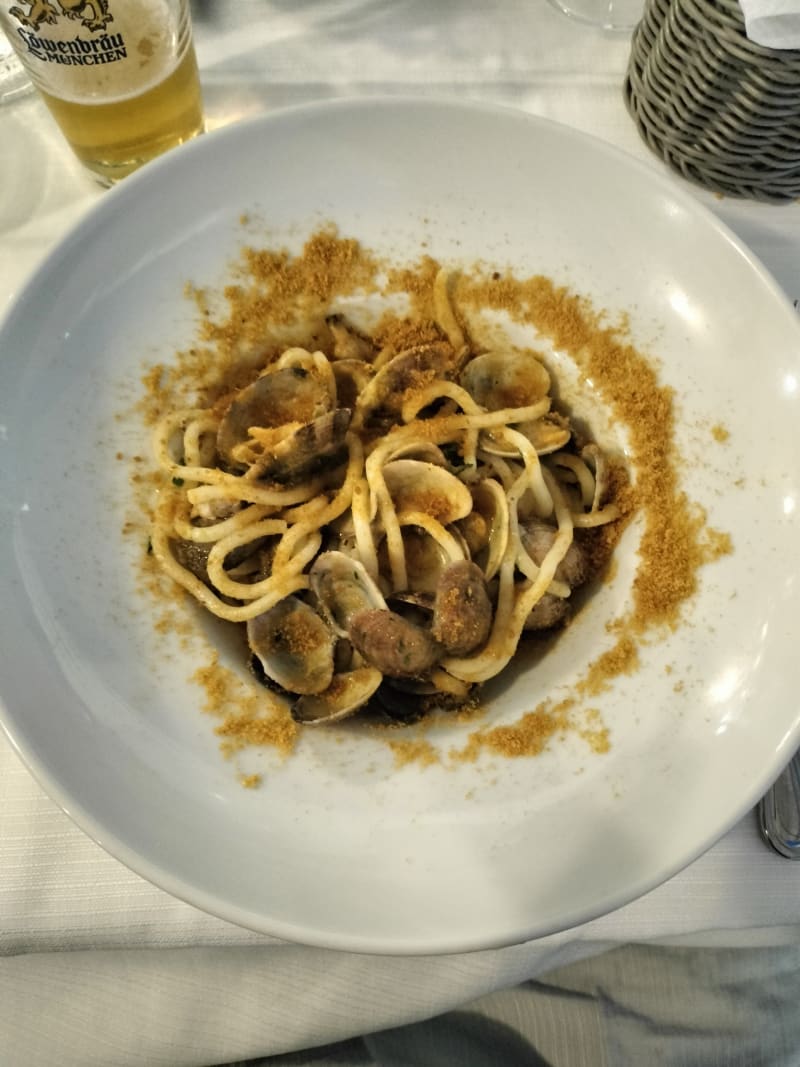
0 0 204 183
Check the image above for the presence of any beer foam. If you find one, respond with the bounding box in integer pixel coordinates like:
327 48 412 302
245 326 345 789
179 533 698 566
10 0 182 105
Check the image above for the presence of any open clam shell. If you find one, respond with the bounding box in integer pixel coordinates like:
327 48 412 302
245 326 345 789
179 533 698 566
292 666 383 725
391 527 452 595
250 408 351 484
460 349 550 410
464 479 509 581
325 314 377 362
331 359 374 410
247 596 335 696
217 365 333 468
310 551 388 637
353 342 454 425
382 459 473 525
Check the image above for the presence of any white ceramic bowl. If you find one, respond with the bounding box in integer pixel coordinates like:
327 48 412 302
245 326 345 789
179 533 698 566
1 98 799 954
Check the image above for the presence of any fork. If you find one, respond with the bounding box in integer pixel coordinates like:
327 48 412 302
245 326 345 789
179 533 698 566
759 749 800 859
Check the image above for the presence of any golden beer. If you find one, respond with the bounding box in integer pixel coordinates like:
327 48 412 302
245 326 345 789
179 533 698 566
1 0 203 182
39 45 203 181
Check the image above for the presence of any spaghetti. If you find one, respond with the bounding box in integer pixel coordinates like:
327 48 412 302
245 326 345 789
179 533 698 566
150 267 627 725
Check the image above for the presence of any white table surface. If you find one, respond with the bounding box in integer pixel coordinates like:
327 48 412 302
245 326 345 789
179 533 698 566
2 2 800 1064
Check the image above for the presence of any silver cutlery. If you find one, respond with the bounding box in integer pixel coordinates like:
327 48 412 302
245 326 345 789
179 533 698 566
759 748 800 859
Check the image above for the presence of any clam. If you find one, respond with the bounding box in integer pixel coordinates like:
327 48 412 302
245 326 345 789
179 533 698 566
292 666 383 725
373 681 431 725
275 347 338 405
331 359 374 410
353 342 454 426
217 366 333 468
523 592 571 631
333 636 358 673
390 527 452 594
460 349 551 411
381 459 473 524
462 479 509 581
170 538 212 584
529 413 572 454
456 511 488 557
349 608 443 678
375 668 472 723
226 540 278 584
386 590 435 622
310 551 388 637
170 533 272 587
250 408 351 484
326 313 377 362
247 596 335 696
521 521 590 588
431 560 492 655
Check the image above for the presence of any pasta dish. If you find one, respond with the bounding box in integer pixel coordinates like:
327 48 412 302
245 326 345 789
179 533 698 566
150 267 626 726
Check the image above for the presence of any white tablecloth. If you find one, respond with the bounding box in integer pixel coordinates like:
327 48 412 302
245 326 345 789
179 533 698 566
2 2 800 1064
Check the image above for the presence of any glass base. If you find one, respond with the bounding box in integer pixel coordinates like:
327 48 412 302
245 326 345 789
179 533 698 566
547 0 643 31
78 123 206 186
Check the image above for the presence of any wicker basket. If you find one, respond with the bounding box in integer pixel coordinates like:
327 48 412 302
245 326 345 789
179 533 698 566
624 0 800 202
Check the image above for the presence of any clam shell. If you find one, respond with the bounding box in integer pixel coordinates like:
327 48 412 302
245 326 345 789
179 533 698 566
331 359 374 410
310 551 388 637
521 521 590 588
523 592 570 630
354 342 453 425
247 596 334 696
469 479 509 581
250 408 351 484
394 526 450 594
217 366 333 467
382 459 473 525
292 666 382 724
325 314 377 362
460 349 550 410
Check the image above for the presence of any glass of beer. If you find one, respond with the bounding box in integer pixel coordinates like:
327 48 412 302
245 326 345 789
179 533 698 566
0 0 204 183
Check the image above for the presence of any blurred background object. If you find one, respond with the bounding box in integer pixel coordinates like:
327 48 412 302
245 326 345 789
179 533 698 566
0 29 31 104
547 0 644 32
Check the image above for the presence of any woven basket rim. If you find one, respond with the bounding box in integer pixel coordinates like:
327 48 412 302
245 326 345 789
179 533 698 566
625 0 800 202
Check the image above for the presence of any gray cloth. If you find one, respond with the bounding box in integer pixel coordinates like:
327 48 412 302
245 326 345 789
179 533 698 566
229 942 800 1067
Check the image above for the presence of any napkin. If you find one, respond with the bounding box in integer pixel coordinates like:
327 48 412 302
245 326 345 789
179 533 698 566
738 0 800 48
